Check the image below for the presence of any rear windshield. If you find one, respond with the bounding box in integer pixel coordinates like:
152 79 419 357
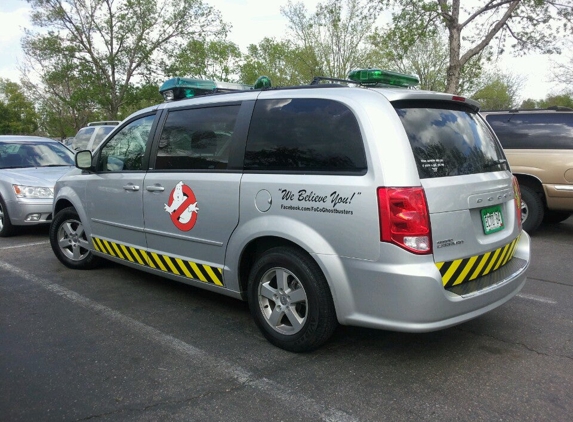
394 101 508 179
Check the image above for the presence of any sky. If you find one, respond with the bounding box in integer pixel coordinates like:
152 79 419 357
0 0 566 101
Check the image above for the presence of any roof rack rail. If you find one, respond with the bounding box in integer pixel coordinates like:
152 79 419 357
547 106 573 111
310 76 357 85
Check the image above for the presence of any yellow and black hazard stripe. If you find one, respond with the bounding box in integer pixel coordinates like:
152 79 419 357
91 237 224 287
435 236 520 288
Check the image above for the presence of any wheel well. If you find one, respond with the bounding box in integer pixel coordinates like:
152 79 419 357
54 199 74 215
515 174 545 204
238 236 312 297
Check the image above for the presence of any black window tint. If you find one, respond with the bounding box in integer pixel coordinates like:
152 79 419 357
244 98 366 173
98 115 155 171
485 113 573 149
155 105 240 170
394 101 508 179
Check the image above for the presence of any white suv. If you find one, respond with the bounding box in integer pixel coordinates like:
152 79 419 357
72 121 120 151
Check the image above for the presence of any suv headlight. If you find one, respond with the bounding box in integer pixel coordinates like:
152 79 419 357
12 184 54 199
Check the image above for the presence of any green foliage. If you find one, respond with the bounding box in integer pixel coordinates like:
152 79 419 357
381 0 573 93
472 79 514 110
23 0 227 121
0 79 39 135
281 0 383 79
471 71 524 110
239 38 318 86
368 28 487 95
521 94 573 109
163 39 242 82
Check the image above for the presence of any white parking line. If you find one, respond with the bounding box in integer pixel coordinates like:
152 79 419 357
0 260 358 422
516 293 557 304
0 241 50 250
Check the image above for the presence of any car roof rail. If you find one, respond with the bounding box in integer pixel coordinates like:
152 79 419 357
87 121 121 126
546 106 573 111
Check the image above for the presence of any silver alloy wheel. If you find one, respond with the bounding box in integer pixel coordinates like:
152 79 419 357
521 198 529 224
258 267 308 335
57 218 91 261
0 203 4 231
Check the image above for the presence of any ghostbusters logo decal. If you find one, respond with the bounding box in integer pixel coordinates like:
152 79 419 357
164 181 199 231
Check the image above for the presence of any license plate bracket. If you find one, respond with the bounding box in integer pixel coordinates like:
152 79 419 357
481 204 504 234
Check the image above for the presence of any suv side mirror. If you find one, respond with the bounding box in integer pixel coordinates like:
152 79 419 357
75 150 93 170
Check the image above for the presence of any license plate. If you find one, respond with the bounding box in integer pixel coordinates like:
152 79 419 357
481 205 504 234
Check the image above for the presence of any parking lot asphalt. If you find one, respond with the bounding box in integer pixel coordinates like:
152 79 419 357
1 220 572 421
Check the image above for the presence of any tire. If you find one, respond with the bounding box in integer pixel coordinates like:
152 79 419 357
543 210 571 224
519 185 544 233
0 196 15 237
50 207 100 269
247 246 338 352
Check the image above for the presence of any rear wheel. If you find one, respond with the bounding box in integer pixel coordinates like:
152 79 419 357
247 247 338 352
0 196 15 237
543 210 571 224
50 207 100 269
520 185 544 233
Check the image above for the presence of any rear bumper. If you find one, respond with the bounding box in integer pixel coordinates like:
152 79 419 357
321 232 530 332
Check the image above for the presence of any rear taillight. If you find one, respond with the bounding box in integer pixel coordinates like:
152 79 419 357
377 187 432 254
513 176 522 231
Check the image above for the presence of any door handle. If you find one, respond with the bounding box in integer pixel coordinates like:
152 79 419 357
146 185 165 192
123 184 140 191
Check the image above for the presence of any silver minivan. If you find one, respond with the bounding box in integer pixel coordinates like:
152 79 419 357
50 70 530 352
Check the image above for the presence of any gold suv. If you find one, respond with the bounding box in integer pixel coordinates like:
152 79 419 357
483 107 573 233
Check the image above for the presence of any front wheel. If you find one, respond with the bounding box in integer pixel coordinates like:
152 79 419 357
50 207 100 269
0 196 15 237
247 247 338 352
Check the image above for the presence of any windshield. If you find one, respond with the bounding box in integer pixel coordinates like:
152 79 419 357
394 100 508 179
0 141 75 169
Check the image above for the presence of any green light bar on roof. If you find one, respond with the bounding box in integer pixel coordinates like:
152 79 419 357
347 69 419 88
159 77 252 101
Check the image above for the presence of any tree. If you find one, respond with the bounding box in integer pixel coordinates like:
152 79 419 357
368 29 487 94
239 38 317 86
0 79 39 135
163 39 242 82
281 0 384 79
22 0 226 120
550 40 573 88
381 0 573 93
471 71 524 110
521 94 573 109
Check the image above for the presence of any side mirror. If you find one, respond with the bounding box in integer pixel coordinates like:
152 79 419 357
75 150 93 170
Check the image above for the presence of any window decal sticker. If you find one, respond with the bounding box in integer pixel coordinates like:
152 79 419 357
164 181 199 231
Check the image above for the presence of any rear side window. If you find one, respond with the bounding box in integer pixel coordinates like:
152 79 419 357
485 113 573 149
245 98 367 173
92 126 115 149
73 127 95 150
394 101 508 179
155 105 240 171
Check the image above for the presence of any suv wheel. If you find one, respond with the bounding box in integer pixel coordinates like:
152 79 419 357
50 207 100 269
0 196 15 237
520 185 544 233
247 247 338 352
